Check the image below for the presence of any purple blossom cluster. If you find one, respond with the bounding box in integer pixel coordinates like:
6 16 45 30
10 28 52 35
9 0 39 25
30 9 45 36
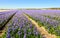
6 11 42 38
0 10 16 29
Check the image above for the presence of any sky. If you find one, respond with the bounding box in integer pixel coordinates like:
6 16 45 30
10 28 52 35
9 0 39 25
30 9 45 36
0 0 60 9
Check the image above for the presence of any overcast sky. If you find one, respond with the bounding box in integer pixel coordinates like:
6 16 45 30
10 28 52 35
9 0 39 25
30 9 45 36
0 0 60 9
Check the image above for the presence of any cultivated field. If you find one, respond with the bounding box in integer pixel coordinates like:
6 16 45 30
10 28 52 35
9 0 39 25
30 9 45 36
0 9 60 38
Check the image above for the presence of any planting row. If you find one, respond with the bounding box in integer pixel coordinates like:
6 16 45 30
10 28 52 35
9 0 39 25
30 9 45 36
23 10 60 36
0 10 17 30
2 11 43 38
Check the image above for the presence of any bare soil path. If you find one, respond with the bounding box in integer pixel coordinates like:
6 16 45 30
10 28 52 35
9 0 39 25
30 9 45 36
0 10 10 12
23 13 56 38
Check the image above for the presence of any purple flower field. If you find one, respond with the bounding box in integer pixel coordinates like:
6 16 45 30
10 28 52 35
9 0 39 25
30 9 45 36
0 9 60 38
